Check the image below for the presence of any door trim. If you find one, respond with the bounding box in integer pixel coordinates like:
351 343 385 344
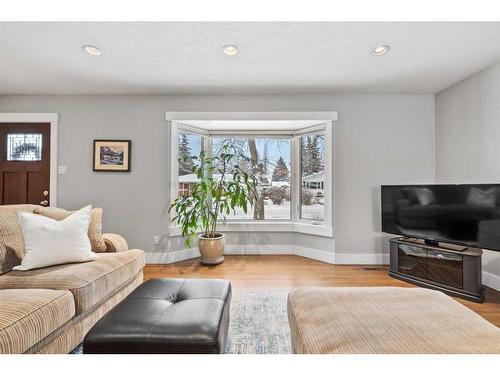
0 113 59 206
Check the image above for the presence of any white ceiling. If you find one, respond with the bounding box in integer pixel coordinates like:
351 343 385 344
1 22 500 95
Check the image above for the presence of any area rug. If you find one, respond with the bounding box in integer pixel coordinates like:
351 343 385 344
225 289 291 354
71 289 291 354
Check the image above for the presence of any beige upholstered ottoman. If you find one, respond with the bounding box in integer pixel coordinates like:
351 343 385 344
287 287 500 354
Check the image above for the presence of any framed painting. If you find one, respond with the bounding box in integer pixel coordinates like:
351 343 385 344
93 140 131 172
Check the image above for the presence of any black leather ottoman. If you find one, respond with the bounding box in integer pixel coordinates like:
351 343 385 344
83 278 231 354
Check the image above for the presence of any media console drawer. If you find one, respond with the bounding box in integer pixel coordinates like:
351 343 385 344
389 238 483 303
427 250 463 289
398 245 427 279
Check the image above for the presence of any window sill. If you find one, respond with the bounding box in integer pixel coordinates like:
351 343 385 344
168 221 333 238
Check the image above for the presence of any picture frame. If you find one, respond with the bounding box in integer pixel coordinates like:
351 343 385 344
93 140 131 172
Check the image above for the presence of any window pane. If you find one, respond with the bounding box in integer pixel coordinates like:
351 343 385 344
300 133 325 221
7 133 42 161
212 137 291 220
178 133 203 197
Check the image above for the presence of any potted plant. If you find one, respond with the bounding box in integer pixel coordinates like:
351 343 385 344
169 144 258 265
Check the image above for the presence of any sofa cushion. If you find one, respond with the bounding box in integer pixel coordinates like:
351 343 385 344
0 204 39 275
0 289 75 354
33 206 107 253
0 250 145 315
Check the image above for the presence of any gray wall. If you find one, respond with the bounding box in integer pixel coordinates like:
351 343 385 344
436 62 500 289
0 94 435 261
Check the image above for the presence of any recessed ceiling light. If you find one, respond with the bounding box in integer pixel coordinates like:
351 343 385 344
372 45 390 56
82 45 102 56
222 45 238 56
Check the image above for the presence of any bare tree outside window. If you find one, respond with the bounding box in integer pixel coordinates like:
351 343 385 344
213 137 291 220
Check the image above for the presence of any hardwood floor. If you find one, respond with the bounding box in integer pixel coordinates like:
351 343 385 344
144 254 500 327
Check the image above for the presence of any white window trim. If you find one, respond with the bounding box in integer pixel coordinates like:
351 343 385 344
0 113 59 207
166 111 337 121
294 125 333 226
166 112 337 238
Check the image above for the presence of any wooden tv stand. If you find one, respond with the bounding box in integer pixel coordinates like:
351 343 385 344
388 237 484 302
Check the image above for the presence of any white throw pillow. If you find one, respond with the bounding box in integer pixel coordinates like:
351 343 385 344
14 205 98 271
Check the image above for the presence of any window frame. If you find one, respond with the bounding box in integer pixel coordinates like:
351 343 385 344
210 134 293 222
296 129 329 224
168 115 335 238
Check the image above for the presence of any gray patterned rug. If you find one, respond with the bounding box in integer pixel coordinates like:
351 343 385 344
72 289 291 354
225 289 291 354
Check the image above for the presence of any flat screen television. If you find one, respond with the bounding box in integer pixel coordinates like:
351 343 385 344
381 184 500 251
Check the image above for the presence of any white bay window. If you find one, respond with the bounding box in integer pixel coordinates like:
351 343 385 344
168 113 335 237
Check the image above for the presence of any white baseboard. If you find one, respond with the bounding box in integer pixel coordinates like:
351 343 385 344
294 246 335 264
334 253 390 265
224 245 292 255
482 271 500 291
145 248 200 264
146 245 305 264
145 245 387 266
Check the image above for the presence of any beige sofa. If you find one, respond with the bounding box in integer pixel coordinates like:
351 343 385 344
0 205 145 354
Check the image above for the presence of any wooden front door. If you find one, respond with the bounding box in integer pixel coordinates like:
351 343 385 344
0 123 51 206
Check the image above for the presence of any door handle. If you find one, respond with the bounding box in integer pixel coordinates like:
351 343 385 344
40 200 48 206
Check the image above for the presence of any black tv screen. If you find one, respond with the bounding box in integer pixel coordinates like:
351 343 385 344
381 184 500 251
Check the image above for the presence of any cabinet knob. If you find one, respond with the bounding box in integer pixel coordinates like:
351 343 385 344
43 190 49 196
40 200 48 206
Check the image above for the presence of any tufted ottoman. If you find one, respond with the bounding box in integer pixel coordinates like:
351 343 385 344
83 278 231 354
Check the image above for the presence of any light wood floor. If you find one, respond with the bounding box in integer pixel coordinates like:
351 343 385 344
144 255 500 327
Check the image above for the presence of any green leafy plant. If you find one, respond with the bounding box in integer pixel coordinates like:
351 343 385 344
169 144 258 247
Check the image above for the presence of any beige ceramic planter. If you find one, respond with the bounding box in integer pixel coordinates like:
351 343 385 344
198 233 225 265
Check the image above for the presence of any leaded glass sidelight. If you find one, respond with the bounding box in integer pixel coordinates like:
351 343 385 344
6 133 43 161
